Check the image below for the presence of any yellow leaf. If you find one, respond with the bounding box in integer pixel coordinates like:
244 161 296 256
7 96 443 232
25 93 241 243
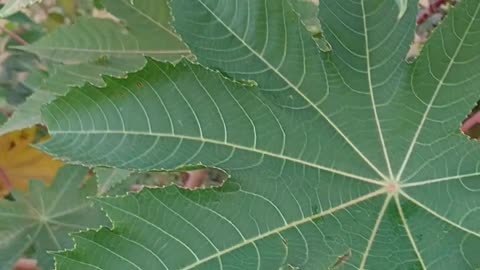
0 127 63 197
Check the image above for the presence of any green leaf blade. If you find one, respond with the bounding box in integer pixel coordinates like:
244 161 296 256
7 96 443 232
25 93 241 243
393 1 480 182
21 0 190 63
54 186 387 270
40 59 382 182
0 90 55 134
41 60 392 269
20 18 149 63
102 0 190 62
171 0 395 180
317 0 418 176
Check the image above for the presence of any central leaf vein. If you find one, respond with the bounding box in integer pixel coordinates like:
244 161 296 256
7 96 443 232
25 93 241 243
49 130 384 186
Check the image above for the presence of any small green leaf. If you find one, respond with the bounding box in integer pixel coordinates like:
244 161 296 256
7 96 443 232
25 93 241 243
0 90 54 134
0 69 51 135
0 165 109 270
0 0 41 18
4 0 191 134
0 57 145 135
20 18 152 64
20 0 190 64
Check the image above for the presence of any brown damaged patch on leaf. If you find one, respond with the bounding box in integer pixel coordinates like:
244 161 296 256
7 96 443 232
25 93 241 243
127 168 228 194
406 0 459 62
178 168 227 190
329 248 352 269
0 126 63 197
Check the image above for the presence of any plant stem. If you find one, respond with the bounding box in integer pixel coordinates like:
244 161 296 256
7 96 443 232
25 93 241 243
14 258 39 270
0 24 28 45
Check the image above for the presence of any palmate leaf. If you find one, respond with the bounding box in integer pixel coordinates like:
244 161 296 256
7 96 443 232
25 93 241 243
38 0 480 269
0 165 109 270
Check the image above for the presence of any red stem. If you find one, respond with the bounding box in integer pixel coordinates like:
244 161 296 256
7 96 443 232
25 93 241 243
14 258 40 270
0 24 28 45
462 111 480 134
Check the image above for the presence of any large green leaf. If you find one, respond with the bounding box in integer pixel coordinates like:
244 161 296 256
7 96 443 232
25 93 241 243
39 0 480 269
0 165 109 270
